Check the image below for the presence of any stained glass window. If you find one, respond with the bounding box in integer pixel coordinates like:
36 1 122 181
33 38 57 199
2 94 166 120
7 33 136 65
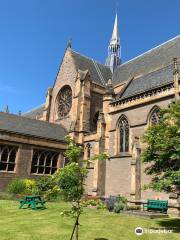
149 107 161 125
56 85 72 118
119 116 129 152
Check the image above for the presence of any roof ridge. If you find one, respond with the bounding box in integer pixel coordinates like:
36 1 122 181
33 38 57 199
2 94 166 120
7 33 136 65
119 35 180 68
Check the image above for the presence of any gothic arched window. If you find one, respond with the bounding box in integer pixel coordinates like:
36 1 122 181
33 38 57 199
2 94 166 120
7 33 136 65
0 145 17 172
31 149 59 175
119 116 129 152
149 107 161 125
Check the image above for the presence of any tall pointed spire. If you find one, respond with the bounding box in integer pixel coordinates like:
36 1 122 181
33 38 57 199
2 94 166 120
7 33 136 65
105 13 121 72
111 13 120 46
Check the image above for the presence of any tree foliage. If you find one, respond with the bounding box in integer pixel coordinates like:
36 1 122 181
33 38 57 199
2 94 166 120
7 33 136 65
56 163 87 202
56 136 86 239
90 152 108 161
56 136 108 239
141 101 180 193
64 136 82 163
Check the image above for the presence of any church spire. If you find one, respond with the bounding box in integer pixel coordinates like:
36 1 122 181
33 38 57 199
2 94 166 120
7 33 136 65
111 13 120 47
106 13 121 72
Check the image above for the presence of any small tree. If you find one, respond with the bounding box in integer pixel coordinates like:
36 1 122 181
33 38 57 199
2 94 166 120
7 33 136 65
55 136 107 240
141 101 180 193
57 163 87 240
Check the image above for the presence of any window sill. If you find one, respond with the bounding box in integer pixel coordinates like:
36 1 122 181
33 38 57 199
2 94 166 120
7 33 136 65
0 171 15 174
30 173 51 176
109 153 132 159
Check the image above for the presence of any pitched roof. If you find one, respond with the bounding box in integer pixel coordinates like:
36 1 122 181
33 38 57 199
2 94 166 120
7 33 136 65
71 50 112 86
113 35 180 86
23 104 45 119
0 112 67 142
119 63 176 99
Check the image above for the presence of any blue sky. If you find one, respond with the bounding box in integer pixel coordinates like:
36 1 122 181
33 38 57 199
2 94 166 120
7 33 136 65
0 0 179 114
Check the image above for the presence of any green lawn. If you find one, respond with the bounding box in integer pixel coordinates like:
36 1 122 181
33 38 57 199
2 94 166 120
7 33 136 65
0 200 179 240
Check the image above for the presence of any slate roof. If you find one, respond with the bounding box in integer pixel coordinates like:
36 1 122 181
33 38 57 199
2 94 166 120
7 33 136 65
71 50 112 86
120 63 175 99
23 104 45 119
113 35 180 86
0 112 67 142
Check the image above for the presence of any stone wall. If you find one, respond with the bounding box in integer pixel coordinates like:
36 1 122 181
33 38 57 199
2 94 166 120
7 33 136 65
105 157 132 196
0 135 66 191
106 96 174 200
85 168 94 195
49 48 77 131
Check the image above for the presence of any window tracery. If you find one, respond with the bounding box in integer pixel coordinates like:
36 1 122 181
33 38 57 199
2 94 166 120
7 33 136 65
149 107 161 125
56 85 72 118
31 149 59 175
0 144 17 172
119 116 129 152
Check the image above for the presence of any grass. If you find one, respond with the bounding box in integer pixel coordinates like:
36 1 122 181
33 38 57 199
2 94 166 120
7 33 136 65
0 200 179 240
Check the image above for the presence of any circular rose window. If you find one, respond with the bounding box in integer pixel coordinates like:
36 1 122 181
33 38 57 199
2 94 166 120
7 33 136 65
56 85 72 118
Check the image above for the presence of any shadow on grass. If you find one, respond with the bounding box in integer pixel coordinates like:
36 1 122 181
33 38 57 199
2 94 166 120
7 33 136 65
94 238 109 240
20 206 46 210
156 218 180 233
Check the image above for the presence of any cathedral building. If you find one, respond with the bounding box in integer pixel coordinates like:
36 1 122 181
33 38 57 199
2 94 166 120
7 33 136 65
0 14 180 207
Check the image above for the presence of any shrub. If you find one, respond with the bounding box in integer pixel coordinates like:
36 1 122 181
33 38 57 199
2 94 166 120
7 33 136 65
35 176 52 194
44 186 61 201
23 179 36 195
35 176 59 201
116 195 128 205
105 195 128 213
113 202 125 213
7 179 26 195
7 177 60 200
82 199 106 210
105 196 117 211
7 178 36 195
